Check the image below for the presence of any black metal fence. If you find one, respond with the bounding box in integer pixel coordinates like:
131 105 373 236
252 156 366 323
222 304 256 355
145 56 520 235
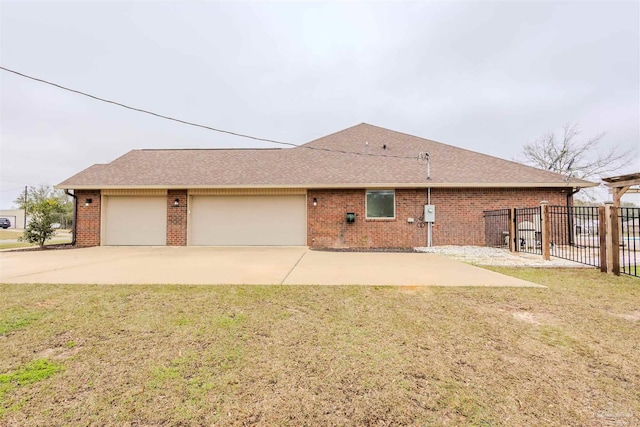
548 205 602 268
483 209 510 248
514 207 542 255
619 207 639 277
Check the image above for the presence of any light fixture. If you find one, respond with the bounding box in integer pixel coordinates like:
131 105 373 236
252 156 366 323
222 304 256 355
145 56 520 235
85 198 92 207
173 198 180 207
313 198 317 207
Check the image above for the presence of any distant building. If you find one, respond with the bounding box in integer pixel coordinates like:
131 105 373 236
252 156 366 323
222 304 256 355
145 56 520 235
0 209 26 229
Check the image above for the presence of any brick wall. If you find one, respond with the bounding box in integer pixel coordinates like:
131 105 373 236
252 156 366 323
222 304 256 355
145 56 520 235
431 188 566 246
73 187 569 249
167 190 187 246
308 189 428 248
75 190 101 247
308 188 568 248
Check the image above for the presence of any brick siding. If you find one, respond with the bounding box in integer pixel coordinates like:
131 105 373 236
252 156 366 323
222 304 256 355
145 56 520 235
74 187 569 248
75 190 101 247
308 188 567 248
167 190 187 246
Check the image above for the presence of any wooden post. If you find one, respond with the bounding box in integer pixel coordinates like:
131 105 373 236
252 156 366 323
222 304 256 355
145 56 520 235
540 201 550 261
610 205 620 276
509 207 516 252
598 206 607 273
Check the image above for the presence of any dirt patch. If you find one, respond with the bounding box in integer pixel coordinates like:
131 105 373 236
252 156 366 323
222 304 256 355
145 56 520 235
512 311 556 325
609 310 640 322
34 299 59 308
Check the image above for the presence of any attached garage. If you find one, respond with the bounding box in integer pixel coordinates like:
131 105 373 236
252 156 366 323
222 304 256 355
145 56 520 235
103 194 167 246
189 192 306 246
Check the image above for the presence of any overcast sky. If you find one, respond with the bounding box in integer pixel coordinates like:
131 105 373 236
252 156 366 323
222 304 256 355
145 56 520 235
1 0 639 208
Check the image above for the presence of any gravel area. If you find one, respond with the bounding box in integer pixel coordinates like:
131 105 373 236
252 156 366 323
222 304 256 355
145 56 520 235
415 246 590 267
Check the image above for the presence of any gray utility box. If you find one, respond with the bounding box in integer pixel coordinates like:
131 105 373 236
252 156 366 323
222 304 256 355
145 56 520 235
424 205 436 223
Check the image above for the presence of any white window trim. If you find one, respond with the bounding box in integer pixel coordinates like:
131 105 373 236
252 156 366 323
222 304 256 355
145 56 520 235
365 189 396 220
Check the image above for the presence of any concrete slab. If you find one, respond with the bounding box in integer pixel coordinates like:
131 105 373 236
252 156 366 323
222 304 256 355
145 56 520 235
0 247 543 287
283 250 542 287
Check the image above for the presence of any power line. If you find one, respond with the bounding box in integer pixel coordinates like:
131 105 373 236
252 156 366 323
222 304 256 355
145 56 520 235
0 66 416 160
0 187 25 193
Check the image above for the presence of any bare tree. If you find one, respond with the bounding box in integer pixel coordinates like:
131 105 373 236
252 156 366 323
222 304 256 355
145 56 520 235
522 123 633 181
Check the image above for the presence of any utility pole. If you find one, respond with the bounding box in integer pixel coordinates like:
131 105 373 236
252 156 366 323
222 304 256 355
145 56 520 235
23 185 27 229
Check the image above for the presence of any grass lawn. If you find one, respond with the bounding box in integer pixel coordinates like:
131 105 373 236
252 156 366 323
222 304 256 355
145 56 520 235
1 269 638 426
0 230 24 240
0 230 72 250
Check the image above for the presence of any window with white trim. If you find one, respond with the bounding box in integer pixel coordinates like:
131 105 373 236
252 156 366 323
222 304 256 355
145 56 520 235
366 190 395 219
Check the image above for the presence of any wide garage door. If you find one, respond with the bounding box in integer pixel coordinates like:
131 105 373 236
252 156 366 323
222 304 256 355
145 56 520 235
104 196 167 245
190 195 306 246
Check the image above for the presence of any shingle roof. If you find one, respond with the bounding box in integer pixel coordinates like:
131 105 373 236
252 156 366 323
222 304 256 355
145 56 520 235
57 123 596 189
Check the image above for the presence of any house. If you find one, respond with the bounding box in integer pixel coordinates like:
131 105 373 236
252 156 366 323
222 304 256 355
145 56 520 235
56 123 595 248
0 209 25 230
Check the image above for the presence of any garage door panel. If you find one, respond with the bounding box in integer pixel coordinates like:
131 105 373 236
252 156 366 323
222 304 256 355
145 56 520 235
105 196 167 246
190 195 306 246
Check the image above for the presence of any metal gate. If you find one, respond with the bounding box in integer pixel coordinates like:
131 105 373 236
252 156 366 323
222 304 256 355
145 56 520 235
619 207 639 277
548 205 601 268
514 207 542 255
483 209 510 248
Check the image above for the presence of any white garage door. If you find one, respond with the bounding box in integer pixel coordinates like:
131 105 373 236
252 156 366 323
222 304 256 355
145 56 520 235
104 196 167 245
190 195 306 246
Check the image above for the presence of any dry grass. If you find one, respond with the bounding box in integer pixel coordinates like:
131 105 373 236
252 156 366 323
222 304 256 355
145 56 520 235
0 269 638 426
0 230 24 240
0 230 72 250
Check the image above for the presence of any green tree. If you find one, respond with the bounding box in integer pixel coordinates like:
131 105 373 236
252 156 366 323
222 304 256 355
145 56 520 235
19 198 65 248
14 185 73 229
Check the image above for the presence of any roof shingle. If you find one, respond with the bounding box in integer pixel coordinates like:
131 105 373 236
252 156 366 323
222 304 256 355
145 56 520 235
57 123 595 189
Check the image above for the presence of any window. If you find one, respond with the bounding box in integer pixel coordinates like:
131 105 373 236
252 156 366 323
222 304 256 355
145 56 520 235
366 190 395 219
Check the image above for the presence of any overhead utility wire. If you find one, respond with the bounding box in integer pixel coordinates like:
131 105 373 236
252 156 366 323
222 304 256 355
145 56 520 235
0 66 415 160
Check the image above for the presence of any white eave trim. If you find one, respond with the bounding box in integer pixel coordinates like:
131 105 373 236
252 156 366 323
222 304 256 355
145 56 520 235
55 181 598 190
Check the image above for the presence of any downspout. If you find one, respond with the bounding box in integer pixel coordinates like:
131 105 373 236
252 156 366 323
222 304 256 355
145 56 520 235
64 189 77 246
567 187 580 246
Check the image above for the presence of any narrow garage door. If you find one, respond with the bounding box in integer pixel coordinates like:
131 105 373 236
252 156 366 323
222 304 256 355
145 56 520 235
104 196 167 245
190 195 306 246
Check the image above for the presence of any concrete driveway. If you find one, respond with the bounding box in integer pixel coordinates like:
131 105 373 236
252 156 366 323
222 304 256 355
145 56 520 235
0 247 542 287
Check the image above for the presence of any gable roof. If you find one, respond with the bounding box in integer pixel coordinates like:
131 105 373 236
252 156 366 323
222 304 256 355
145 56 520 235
57 123 596 189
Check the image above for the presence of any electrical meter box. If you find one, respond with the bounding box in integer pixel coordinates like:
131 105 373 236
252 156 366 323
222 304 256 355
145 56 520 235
424 205 435 223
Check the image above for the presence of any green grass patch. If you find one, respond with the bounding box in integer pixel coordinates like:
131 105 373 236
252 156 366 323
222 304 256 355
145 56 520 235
0 309 40 336
0 359 64 416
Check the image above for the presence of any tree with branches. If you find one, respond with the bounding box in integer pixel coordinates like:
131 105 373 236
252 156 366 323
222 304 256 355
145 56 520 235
522 123 633 181
18 198 65 248
14 185 73 228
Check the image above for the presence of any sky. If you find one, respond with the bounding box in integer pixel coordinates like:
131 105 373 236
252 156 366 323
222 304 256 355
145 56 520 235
1 0 639 208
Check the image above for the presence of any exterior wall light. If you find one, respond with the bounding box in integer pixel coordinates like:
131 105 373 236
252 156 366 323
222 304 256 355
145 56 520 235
85 198 92 207
313 198 317 207
346 212 356 223
173 198 180 207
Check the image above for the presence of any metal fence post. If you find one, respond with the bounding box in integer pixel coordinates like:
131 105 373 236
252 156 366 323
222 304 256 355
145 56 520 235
598 206 607 273
540 201 550 261
510 207 516 252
